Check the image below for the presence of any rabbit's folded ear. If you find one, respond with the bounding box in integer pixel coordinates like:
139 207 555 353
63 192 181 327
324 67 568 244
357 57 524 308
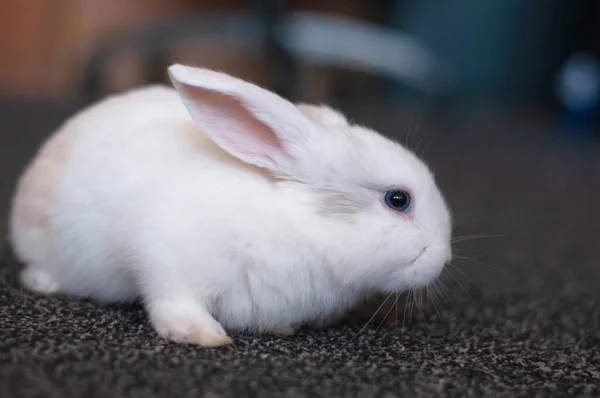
169 64 318 174
296 103 348 126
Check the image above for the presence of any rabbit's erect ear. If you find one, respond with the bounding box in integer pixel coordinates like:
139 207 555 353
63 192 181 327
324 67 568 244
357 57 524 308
169 64 318 174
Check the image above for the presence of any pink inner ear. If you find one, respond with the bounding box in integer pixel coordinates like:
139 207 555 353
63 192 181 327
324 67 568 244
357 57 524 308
182 85 287 169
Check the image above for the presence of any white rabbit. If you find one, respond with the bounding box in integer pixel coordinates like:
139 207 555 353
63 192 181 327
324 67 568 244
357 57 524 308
9 64 452 347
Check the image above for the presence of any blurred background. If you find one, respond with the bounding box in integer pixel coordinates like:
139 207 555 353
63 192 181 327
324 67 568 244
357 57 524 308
1 0 600 300
2 0 600 136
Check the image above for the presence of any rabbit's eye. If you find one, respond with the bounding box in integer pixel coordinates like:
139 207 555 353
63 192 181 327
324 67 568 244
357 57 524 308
384 189 411 213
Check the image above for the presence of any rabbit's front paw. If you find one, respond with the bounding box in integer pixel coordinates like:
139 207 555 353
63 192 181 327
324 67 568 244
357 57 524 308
148 298 232 348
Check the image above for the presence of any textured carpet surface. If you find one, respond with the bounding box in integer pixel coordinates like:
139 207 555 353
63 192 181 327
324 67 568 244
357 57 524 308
0 101 599 397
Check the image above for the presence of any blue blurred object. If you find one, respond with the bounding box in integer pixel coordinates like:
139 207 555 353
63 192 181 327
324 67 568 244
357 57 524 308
555 52 600 139
388 0 578 106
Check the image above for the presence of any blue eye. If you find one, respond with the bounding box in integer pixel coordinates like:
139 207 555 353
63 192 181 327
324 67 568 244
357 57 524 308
384 189 412 213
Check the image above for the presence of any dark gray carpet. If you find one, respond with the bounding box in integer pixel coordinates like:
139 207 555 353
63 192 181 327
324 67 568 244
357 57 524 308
1 100 599 397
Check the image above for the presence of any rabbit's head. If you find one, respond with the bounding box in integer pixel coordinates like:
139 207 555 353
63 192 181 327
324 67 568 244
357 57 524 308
169 64 452 294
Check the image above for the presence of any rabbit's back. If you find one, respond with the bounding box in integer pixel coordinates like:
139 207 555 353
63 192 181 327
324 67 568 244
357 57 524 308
9 85 260 302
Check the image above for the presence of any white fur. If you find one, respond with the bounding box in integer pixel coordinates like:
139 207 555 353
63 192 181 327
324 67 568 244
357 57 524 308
9 65 452 347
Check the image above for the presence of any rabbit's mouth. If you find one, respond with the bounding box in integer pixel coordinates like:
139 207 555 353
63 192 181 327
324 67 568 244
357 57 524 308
411 246 428 264
379 244 450 292
403 244 450 289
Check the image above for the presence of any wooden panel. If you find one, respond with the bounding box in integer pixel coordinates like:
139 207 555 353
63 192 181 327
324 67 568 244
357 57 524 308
0 0 246 99
0 0 61 95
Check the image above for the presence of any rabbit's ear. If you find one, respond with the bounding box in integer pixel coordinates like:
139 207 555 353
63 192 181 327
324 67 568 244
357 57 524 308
296 103 348 126
169 64 318 174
